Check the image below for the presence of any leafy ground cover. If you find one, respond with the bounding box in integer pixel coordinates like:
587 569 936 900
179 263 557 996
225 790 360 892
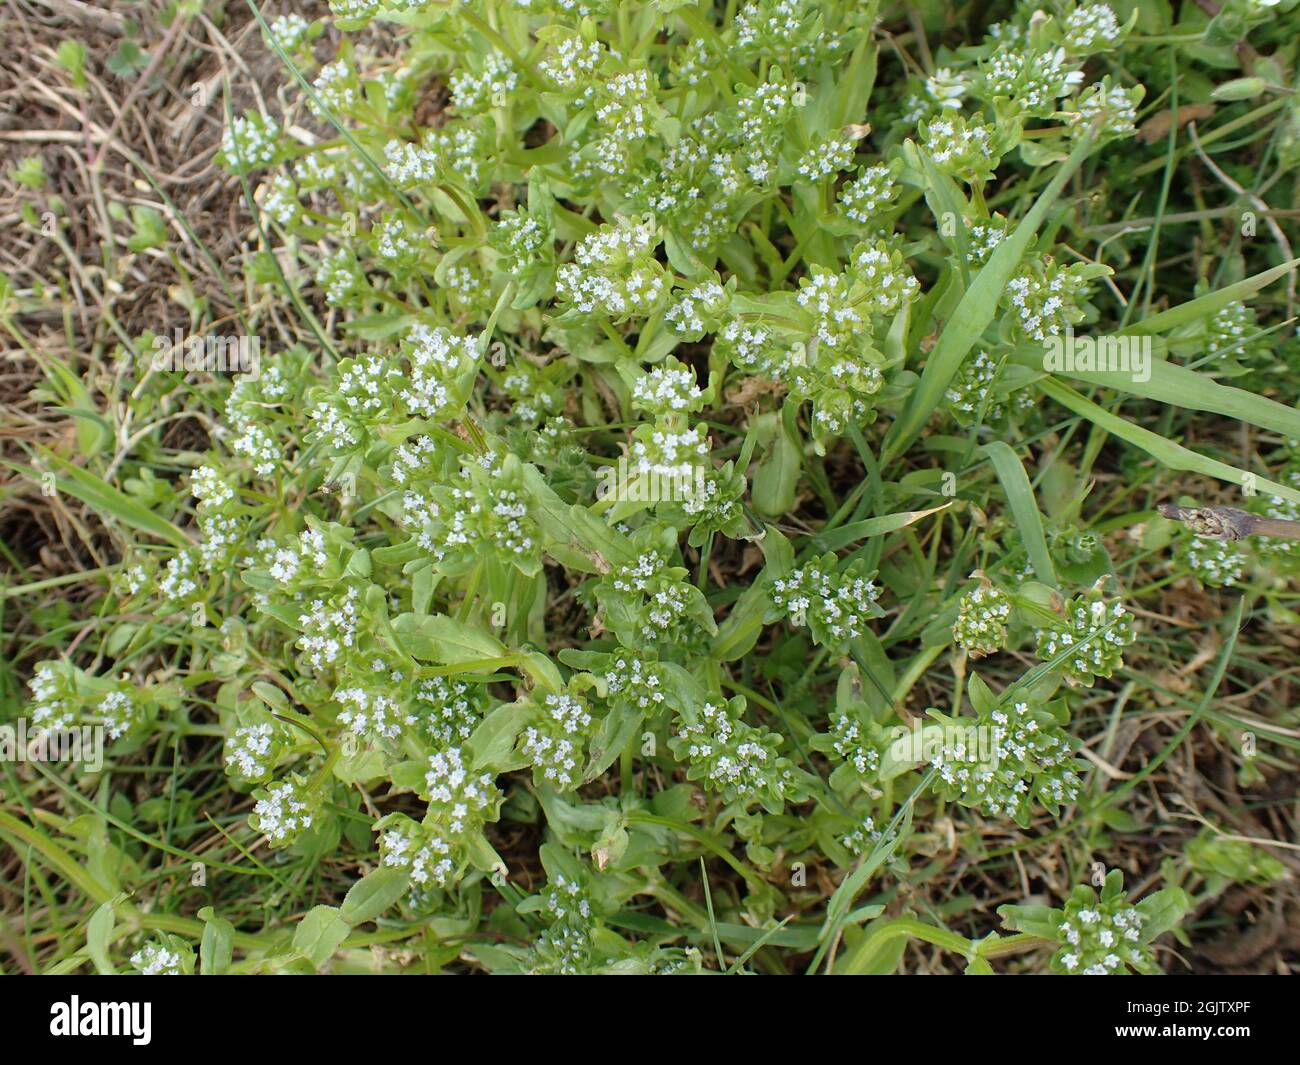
1 0 1298 975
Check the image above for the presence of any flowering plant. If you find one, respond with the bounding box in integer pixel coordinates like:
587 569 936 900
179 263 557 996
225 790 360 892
11 0 1300 978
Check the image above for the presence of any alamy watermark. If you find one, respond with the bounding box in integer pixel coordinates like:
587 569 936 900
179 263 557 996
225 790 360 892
1 719 104 773
595 457 706 504
150 327 260 375
50 997 151 1045
886 723 1001 768
1043 327 1151 383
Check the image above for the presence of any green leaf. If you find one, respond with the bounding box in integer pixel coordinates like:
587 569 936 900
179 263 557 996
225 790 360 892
1135 887 1191 943
86 900 117 975
24 450 191 549
807 503 951 552
1036 377 1300 505
198 907 234 975
340 866 410 926
883 129 1099 464
751 412 801 517
1015 341 1300 440
996 902 1059 939
126 205 168 252
980 441 1057 587
832 919 910 974
292 905 351 968
1123 258 1299 335
390 613 506 665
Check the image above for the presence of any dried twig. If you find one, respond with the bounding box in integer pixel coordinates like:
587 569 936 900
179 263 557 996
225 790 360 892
1157 503 1300 541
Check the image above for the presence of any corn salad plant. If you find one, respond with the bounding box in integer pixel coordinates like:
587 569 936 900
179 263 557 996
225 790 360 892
5 0 1300 975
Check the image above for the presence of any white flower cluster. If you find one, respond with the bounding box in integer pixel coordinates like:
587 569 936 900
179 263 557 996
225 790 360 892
493 209 548 272
631 361 703 416
630 423 710 482
1062 2 1123 54
191 464 244 570
732 81 798 184
529 874 597 974
733 0 845 75
528 920 594 975
606 550 700 643
375 214 418 264
585 68 657 175
841 815 882 856
1260 482 1300 561
1071 81 1139 139
251 776 315 845
715 318 777 374
830 712 880 779
982 47 1084 113
796 136 856 182
953 582 1012 656
27 661 76 732
771 559 881 648
402 323 481 420
603 655 668 713
669 36 713 87
523 692 593 789
220 114 280 172
227 378 284 478
838 164 898 225
1036 596 1137 684
922 115 998 183
94 689 140 740
539 33 605 89
966 217 1007 264
678 465 744 527
450 51 518 111
1005 259 1091 340
851 242 920 315
315 248 363 308
311 356 387 452
130 941 184 975
946 351 1004 423
1206 300 1255 358
158 549 200 603
335 672 408 743
265 528 329 587
116 562 151 600
406 454 538 570
1186 535 1246 588
224 722 280 780
380 818 455 889
1056 900 1148 975
501 368 561 425
630 120 748 251
544 874 592 922
556 219 666 318
311 60 357 115
424 745 497 833
673 700 794 804
931 700 1082 821
665 280 726 337
191 464 235 509
266 13 310 51
295 586 361 671
260 173 301 225
384 134 442 187
415 676 485 747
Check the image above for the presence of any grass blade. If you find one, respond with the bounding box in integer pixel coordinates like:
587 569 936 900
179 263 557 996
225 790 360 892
1036 377 1300 505
882 129 1098 465
980 441 1057 587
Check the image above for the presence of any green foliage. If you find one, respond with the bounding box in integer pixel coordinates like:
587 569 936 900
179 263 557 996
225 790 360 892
8 0 1300 976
